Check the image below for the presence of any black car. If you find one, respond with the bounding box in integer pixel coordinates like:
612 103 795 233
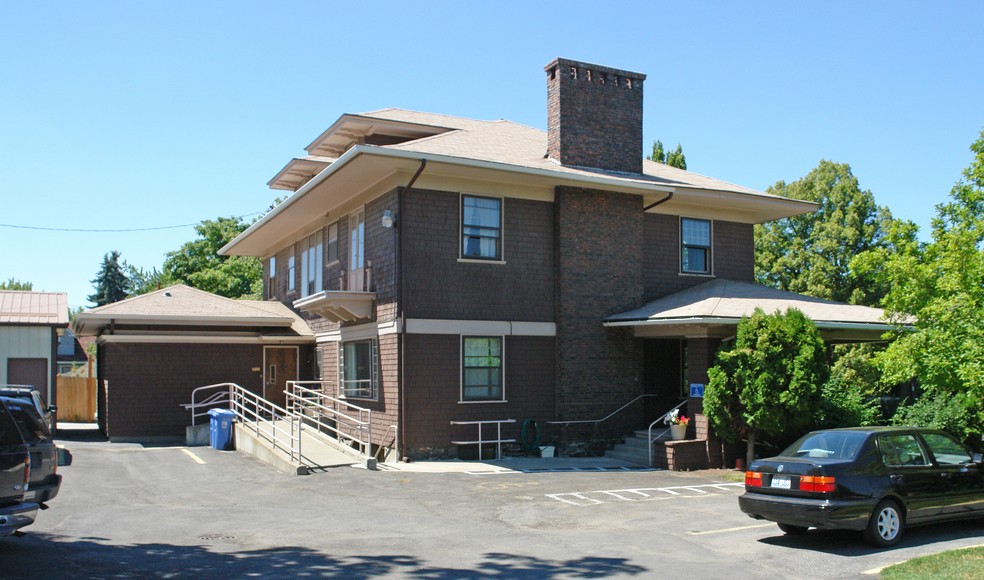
738 426 984 547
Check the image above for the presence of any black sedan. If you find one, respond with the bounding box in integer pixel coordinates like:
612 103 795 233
738 426 984 547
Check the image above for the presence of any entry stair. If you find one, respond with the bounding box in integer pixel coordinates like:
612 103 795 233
605 428 673 467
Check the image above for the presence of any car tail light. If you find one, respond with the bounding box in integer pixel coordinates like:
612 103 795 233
799 475 836 493
24 454 31 490
745 471 763 487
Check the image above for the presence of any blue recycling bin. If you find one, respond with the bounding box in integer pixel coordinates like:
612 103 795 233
208 408 236 450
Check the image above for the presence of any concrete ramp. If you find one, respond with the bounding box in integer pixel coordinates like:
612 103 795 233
234 419 360 475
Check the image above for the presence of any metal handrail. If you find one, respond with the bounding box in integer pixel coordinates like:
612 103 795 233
450 419 516 460
545 393 661 427
374 425 398 462
647 400 689 467
183 382 302 464
287 381 373 460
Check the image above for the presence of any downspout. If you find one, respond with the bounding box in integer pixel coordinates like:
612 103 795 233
643 191 673 212
398 159 426 461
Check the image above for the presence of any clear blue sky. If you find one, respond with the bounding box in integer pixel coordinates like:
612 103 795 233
2 1 982 309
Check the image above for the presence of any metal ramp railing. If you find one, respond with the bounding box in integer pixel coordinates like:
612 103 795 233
183 382 390 470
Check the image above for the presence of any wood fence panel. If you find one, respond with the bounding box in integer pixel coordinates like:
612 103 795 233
57 375 97 422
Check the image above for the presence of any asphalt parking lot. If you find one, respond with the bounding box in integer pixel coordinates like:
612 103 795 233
2 433 984 579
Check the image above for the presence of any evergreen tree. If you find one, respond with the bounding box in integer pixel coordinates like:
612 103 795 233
647 139 687 169
88 250 130 306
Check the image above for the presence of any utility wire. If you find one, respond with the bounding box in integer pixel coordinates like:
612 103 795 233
0 211 264 233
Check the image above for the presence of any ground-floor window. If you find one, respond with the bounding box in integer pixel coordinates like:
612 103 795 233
339 339 377 399
461 336 503 402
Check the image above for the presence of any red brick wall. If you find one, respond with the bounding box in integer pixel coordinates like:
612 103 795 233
402 188 555 322
555 186 644 434
99 342 265 439
403 334 555 458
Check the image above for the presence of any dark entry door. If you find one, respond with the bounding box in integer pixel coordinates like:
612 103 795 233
264 347 297 408
642 339 684 423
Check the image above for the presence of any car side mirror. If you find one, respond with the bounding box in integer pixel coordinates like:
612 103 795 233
49 405 57 413
973 453 983 464
57 446 73 467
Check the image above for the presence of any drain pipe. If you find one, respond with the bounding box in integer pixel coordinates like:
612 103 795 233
643 191 673 211
398 159 426 461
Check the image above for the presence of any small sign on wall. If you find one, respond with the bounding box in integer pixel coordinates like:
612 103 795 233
689 383 705 398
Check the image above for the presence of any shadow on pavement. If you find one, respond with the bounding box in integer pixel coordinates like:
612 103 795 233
0 533 649 578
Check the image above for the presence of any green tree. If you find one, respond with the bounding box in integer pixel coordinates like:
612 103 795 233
648 139 687 169
705 308 829 465
163 216 261 299
88 250 130 306
755 160 909 306
0 278 33 290
877 129 984 441
127 264 171 296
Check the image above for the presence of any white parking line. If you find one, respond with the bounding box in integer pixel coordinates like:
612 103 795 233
546 482 743 506
181 448 206 465
686 523 774 536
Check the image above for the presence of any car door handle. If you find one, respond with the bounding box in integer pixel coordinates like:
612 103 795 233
941 472 953 479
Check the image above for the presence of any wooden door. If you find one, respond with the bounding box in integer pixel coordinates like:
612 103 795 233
264 347 298 408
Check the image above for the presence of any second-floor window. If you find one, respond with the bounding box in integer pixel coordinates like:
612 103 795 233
287 250 296 292
267 256 276 298
681 217 711 274
327 222 339 263
301 231 323 297
461 195 502 260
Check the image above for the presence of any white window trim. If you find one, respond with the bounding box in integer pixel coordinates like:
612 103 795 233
459 193 505 262
287 249 296 291
301 230 324 298
679 216 714 276
459 335 506 404
338 338 379 401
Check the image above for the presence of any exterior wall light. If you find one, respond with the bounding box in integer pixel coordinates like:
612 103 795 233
381 209 395 228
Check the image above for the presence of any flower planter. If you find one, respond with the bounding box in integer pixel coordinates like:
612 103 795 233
670 424 687 440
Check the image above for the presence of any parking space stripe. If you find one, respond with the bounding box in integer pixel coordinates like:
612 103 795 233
686 523 774 536
546 482 743 506
181 448 206 465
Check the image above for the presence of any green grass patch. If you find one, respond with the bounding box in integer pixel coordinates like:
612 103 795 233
881 545 984 579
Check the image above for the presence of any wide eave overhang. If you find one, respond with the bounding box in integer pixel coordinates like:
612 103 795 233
221 145 817 258
603 315 898 343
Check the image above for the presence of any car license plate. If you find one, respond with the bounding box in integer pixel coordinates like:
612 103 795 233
770 476 791 489
24 490 36 500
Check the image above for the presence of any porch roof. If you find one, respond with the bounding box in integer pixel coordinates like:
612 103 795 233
603 279 906 342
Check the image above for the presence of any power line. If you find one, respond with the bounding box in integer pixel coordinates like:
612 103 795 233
0 211 264 233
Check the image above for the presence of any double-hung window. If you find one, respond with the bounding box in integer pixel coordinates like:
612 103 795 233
327 222 339 263
287 250 296 292
267 256 277 298
461 195 502 260
339 339 378 399
462 336 503 402
300 231 323 297
681 217 711 274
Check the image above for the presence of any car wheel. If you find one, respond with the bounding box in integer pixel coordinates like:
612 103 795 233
863 499 903 547
777 523 809 536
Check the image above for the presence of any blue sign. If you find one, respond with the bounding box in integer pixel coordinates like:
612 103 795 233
689 383 705 398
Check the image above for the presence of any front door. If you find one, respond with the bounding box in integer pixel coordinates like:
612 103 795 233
642 340 685 423
348 210 365 291
263 347 298 408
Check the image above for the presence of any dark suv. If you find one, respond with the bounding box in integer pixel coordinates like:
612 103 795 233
0 396 38 536
1 396 61 505
0 385 56 431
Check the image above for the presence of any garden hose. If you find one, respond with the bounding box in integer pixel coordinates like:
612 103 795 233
520 417 541 452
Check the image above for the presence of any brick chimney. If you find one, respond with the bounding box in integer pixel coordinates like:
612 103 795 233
545 58 646 174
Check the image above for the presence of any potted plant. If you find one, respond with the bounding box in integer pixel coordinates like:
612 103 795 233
665 409 690 440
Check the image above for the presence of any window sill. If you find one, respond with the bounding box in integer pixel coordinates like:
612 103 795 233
457 258 506 265
678 272 715 278
458 399 508 404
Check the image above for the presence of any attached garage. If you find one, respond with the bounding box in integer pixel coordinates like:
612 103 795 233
72 285 315 441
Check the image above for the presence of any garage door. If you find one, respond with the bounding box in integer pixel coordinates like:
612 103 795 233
7 358 48 397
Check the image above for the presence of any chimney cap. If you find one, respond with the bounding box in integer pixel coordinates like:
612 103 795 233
544 57 646 81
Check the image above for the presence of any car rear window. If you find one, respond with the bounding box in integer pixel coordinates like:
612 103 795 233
3 400 50 443
0 404 23 446
780 431 868 460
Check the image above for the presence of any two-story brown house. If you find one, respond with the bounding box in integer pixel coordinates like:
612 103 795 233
221 58 891 461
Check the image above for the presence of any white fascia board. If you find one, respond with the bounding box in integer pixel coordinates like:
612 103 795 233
603 316 898 333
96 334 314 345
315 319 402 343
76 314 293 328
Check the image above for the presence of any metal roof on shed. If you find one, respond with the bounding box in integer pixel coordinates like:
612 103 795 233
0 291 69 326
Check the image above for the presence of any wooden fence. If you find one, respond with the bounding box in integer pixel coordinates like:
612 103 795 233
56 375 97 422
